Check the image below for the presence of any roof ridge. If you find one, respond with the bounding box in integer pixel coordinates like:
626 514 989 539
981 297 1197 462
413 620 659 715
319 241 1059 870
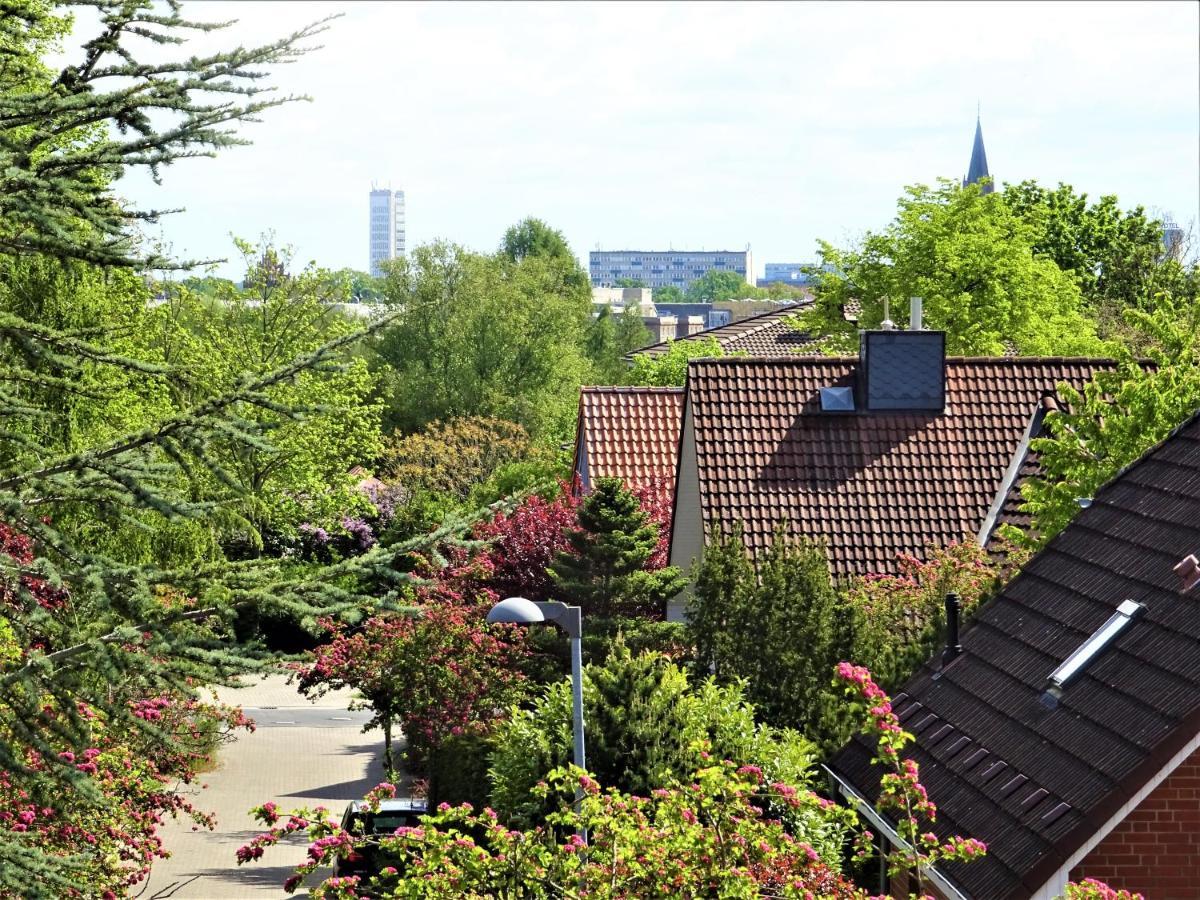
580 385 685 394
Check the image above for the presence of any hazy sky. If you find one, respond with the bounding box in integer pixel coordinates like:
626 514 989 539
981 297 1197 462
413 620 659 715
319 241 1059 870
96 1 1200 279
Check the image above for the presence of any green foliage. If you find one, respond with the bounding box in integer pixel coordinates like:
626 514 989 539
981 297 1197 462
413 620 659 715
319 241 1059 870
0 0 329 268
615 277 646 288
585 304 651 383
328 268 385 303
652 284 685 302
626 335 726 386
374 240 592 443
1004 180 1181 319
841 541 1020 691
688 526 852 755
1020 287 1200 542
383 416 536 502
796 179 1108 356
152 238 383 542
501 216 575 266
550 477 685 618
487 644 831 846
685 269 763 302
427 731 496 810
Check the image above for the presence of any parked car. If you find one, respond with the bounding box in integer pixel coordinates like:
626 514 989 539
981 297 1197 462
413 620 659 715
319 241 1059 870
332 797 428 883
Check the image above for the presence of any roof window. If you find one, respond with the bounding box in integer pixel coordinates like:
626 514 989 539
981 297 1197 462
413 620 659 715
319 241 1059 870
1041 599 1144 709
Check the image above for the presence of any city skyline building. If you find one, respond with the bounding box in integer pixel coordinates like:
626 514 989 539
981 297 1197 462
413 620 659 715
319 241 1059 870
369 185 406 277
762 262 819 286
589 248 753 291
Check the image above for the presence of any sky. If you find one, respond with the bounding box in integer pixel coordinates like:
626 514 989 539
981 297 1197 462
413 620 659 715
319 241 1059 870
84 0 1200 280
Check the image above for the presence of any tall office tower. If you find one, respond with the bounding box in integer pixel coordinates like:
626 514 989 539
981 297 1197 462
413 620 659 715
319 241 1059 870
369 186 406 277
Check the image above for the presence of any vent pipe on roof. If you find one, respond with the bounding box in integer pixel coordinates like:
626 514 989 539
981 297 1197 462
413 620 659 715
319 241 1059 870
941 593 963 668
909 297 923 331
881 298 895 331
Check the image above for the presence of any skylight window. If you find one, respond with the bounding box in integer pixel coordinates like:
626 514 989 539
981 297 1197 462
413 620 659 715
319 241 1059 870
1041 599 1144 709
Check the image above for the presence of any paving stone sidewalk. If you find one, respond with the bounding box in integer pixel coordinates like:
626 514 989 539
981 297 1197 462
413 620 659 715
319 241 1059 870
134 673 385 899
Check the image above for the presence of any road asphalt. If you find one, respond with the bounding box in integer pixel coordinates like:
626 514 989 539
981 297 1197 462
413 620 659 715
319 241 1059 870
133 673 388 899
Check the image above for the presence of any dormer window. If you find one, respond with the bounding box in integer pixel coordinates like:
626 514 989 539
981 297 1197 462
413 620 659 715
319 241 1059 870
1041 600 1144 708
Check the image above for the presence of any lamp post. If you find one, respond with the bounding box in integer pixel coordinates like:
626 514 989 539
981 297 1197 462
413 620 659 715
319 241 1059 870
487 596 586 839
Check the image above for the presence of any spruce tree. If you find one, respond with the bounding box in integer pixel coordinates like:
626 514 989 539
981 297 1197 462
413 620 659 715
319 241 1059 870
549 477 685 618
688 525 852 755
0 3 505 891
0 0 332 268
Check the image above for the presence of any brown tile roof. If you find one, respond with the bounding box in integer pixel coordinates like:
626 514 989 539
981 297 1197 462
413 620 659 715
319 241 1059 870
829 409 1200 899
631 306 819 359
573 387 683 491
683 356 1115 579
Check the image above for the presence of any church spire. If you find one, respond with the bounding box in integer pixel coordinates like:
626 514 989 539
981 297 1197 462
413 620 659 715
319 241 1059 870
963 112 994 194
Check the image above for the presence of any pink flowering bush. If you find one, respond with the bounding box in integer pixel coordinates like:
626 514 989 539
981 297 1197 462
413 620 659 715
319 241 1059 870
296 601 529 776
245 662 997 898
240 761 866 899
835 661 986 894
0 692 252 896
1062 879 1144 899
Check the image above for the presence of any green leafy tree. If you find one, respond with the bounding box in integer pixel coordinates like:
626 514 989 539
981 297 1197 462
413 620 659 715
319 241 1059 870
374 240 592 442
153 238 384 544
328 267 385 303
1004 180 1182 319
550 477 685 619
626 335 726 386
1019 286 1200 542
615 277 645 288
685 269 763 302
688 526 852 754
585 304 650 383
500 216 575 265
652 284 685 303
0 4 511 889
796 179 1108 356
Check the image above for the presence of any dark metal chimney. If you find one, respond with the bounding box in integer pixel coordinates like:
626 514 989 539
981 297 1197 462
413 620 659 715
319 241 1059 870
942 592 963 668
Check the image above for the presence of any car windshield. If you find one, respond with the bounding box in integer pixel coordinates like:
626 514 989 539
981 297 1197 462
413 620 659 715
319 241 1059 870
366 812 422 834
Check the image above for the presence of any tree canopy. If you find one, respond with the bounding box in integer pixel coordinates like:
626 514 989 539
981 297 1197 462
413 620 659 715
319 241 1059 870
373 240 593 442
795 179 1110 356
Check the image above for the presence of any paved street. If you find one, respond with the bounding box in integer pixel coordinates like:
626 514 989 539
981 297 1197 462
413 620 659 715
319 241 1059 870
134 673 386 899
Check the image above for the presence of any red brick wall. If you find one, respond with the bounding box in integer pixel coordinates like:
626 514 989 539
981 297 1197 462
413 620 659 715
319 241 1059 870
1070 747 1200 898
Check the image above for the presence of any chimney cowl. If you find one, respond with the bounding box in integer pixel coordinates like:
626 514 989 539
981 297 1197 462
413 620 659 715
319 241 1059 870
941 592 963 668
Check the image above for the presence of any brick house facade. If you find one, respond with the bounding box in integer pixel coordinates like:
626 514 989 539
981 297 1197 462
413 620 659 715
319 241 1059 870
1069 747 1200 899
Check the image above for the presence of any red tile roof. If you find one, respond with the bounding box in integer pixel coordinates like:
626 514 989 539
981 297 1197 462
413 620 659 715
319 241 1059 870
631 306 818 359
573 387 683 491
830 409 1200 900
682 356 1115 579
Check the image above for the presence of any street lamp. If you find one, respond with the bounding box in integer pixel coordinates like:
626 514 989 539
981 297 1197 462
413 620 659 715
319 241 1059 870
487 597 586 837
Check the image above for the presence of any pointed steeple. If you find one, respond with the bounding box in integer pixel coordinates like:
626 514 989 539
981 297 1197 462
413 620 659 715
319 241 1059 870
963 113 994 194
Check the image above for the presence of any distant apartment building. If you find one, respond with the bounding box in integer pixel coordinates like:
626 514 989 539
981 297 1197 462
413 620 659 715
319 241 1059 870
759 262 836 289
1162 216 1184 258
368 187 406 277
589 249 753 291
762 262 817 286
